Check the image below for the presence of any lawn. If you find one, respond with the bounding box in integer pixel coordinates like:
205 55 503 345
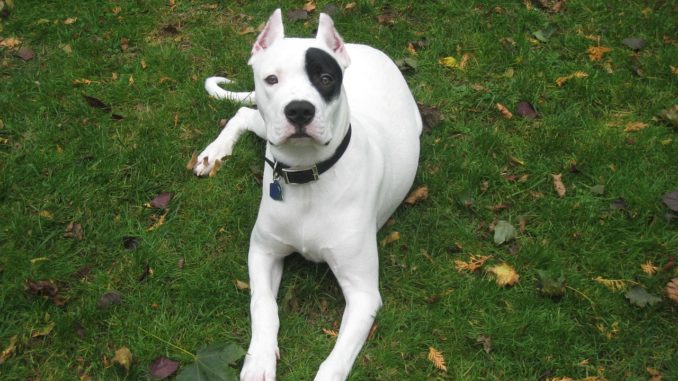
1 0 677 380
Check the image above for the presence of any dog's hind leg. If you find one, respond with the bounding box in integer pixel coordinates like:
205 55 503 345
192 107 265 176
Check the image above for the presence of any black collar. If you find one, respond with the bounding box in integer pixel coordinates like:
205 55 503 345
265 125 352 184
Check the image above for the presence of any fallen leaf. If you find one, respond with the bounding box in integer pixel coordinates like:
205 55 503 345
536 0 566 13
592 276 629 292
376 6 396 25
380 231 400 247
555 71 588 86
0 36 21 48
459 53 471 69
417 103 442 132
454 255 492 273
176 343 245 381
38 210 54 219
596 321 620 340
64 222 84 240
72 78 99 85
238 26 256 35
641 261 658 276
622 37 646 51
31 321 55 338
287 9 308 22
322 328 338 338
666 278 678 304
344 2 357 11
486 263 520 286
625 286 661 308
149 356 180 380
0 336 18 364
663 191 678 211
551 173 566 198
122 236 140 250
120 37 129 51
657 104 678 129
536 269 566 299
112 6 122 15
647 367 662 381
493 220 516 245
395 57 418 74
235 279 249 290
610 197 627 210
146 209 169 232
97 291 123 309
476 335 492 353
587 46 612 62
623 121 648 132
303 1 316 12
496 103 513 119
533 26 556 42
83 95 112 112
438 56 458 69
149 192 172 209
63 17 77 25
404 186 428 205
113 347 133 372
427 347 447 372
590 185 605 195
516 101 539 119
16 47 34 61
24 279 66 305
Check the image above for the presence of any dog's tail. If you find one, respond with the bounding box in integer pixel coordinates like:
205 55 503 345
204 77 256 105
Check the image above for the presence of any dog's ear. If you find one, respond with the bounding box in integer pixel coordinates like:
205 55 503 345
249 9 284 64
316 13 350 68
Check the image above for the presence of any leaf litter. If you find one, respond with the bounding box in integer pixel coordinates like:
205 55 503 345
176 343 245 381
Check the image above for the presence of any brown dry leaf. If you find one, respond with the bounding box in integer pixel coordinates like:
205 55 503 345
146 209 169 232
64 17 78 25
38 210 54 219
120 37 129 51
380 231 400 247
587 46 612 62
344 2 357 11
551 173 566 198
72 79 99 85
641 261 658 276
0 336 18 364
322 328 338 338
647 367 662 381
31 322 55 338
238 26 256 35
671 65 678 78
112 6 122 15
404 185 429 205
427 347 447 372
536 0 566 13
486 263 520 286
666 277 678 304
64 222 84 240
235 279 249 290
455 255 492 273
556 71 588 86
113 347 133 372
623 121 648 132
496 103 513 119
596 321 620 340
459 53 471 70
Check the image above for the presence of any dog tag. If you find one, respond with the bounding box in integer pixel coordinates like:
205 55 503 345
269 179 283 201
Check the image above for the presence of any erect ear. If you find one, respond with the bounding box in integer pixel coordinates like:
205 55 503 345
316 13 350 68
249 9 284 64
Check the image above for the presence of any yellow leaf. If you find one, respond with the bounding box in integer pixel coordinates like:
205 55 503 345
438 56 458 69
587 46 612 62
404 185 428 205
556 71 588 86
112 6 122 15
623 121 648 132
64 17 78 25
551 173 566 198
113 347 133 371
641 261 658 276
322 328 338 338
427 347 447 372
38 210 54 219
647 367 661 381
128 75 134 86
60 43 73 54
454 255 492 273
0 336 18 364
303 1 316 12
486 263 520 286
671 65 678 77
596 321 620 340
592 276 630 292
380 231 401 247
0 37 22 48
496 103 513 119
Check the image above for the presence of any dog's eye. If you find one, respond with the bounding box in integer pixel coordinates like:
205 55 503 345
264 75 278 85
319 74 334 86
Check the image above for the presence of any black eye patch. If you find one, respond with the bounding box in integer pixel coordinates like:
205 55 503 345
305 47 343 102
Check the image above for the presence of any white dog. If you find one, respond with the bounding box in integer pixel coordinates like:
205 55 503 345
191 9 421 381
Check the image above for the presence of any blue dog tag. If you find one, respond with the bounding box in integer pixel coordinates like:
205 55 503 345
269 180 283 201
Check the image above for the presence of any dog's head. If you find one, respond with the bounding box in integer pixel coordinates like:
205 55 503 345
247 9 351 149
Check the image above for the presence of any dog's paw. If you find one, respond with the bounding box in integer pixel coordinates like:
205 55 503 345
314 360 349 381
240 350 277 381
188 143 230 177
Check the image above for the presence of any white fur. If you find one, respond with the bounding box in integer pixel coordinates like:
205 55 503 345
194 9 421 381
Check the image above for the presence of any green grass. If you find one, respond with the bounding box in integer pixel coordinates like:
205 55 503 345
1 0 677 380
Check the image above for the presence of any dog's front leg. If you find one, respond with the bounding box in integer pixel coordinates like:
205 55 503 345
240 239 285 381
315 243 382 381
193 107 265 176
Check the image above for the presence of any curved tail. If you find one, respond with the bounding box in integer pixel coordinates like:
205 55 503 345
204 77 256 105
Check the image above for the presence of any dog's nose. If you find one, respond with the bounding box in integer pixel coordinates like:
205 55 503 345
284 100 315 128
